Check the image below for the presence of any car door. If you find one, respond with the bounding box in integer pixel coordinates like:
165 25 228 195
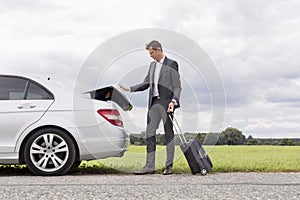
0 75 54 152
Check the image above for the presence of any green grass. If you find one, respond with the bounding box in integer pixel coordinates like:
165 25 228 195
80 145 300 174
1 145 300 175
210 145 300 172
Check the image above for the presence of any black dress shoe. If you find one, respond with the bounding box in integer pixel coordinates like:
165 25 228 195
134 166 155 175
163 166 172 175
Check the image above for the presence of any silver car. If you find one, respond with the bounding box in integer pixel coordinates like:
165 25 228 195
0 73 132 175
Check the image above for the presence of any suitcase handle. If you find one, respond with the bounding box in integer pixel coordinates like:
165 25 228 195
168 112 187 144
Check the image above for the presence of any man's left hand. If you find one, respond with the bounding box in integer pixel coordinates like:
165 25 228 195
167 101 175 113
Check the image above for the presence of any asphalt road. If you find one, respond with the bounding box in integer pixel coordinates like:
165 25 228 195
0 173 299 200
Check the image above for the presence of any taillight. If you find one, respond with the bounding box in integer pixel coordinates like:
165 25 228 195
97 109 123 127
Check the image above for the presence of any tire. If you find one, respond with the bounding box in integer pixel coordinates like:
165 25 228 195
24 128 76 176
72 161 82 169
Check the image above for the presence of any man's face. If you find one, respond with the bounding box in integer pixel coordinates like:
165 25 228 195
148 47 160 61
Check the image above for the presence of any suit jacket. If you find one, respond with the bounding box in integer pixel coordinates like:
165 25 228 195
130 56 182 109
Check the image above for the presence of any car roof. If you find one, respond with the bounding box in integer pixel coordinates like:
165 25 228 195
0 72 77 97
1 72 51 85
1 73 133 112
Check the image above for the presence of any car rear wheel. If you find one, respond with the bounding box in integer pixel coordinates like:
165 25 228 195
24 128 76 175
72 161 82 169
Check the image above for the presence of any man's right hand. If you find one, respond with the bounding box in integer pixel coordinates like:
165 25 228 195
118 84 130 92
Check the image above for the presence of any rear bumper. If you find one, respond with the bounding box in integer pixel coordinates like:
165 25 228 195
77 123 130 160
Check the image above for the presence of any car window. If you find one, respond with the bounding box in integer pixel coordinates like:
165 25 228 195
26 81 53 100
0 76 27 100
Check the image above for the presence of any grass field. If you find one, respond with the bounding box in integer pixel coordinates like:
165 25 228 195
80 145 300 174
1 145 300 175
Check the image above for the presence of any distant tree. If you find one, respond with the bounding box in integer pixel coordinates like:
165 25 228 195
279 138 293 146
245 138 262 145
156 133 166 145
174 134 182 145
196 133 206 143
242 134 246 144
247 135 253 141
135 131 146 145
221 127 245 145
130 133 146 145
203 133 219 145
217 133 226 145
184 132 197 141
294 141 300 146
264 142 272 145
130 135 137 145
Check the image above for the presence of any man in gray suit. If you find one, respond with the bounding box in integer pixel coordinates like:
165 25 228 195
119 40 181 175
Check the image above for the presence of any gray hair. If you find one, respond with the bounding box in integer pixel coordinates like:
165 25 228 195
145 40 162 51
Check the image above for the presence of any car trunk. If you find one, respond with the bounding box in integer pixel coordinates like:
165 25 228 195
86 86 133 111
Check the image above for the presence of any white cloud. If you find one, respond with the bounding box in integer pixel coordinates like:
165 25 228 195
1 0 300 137
263 78 300 103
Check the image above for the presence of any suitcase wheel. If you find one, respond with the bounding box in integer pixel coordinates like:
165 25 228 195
200 169 207 176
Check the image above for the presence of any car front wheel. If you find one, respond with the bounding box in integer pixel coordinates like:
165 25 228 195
24 128 76 175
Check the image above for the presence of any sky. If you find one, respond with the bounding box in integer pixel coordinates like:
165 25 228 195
1 0 300 138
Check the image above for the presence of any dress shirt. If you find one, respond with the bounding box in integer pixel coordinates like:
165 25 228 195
152 56 165 97
130 55 177 105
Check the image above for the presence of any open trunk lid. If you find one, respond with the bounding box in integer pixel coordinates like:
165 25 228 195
86 85 133 111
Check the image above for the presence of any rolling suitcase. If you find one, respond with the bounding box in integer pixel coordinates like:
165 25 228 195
169 113 213 175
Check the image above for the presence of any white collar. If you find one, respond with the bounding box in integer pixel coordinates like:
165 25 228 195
157 55 165 64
